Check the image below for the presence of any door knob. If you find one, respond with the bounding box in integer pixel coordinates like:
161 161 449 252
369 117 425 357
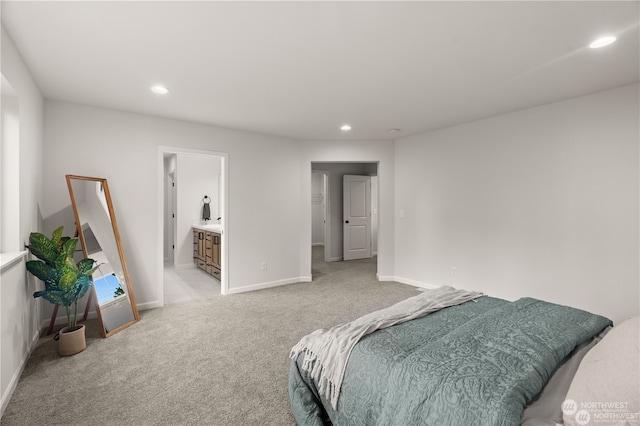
345 220 349 223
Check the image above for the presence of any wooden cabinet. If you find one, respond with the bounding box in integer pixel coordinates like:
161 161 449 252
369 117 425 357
193 229 221 280
211 233 221 271
193 230 206 270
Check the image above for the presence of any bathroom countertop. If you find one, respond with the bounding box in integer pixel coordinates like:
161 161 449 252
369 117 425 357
193 224 223 234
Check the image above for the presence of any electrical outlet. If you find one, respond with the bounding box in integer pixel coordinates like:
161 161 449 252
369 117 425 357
400 209 405 218
261 261 268 271
451 266 457 276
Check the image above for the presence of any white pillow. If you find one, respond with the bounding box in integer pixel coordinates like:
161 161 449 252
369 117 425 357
563 316 639 426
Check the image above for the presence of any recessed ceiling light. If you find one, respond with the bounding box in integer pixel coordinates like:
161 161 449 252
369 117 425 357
340 124 352 132
589 36 616 49
150 85 170 94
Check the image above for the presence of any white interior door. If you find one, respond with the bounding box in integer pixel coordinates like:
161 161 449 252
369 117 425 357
343 175 371 260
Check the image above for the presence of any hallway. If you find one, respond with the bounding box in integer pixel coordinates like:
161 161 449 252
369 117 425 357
311 245 377 283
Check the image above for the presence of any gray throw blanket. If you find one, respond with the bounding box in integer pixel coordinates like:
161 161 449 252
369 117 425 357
289 286 483 409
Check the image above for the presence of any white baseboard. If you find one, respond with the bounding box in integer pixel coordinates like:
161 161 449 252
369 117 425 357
1 327 41 417
137 300 163 310
226 276 309 294
377 275 441 291
391 276 441 290
327 256 343 262
221 275 439 296
376 274 395 281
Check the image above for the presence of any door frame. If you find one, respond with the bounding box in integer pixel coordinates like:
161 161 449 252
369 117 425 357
157 146 229 305
309 162 379 276
323 172 330 262
311 169 331 262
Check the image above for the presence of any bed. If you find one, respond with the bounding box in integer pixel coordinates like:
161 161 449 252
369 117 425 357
289 286 639 426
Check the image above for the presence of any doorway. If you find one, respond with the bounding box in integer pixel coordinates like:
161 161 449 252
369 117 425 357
310 162 379 277
157 146 228 306
311 170 330 262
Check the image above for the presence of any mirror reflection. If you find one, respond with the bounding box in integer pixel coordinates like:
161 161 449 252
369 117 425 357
66 175 139 337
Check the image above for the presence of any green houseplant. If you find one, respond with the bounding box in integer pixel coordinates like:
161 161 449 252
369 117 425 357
25 226 98 355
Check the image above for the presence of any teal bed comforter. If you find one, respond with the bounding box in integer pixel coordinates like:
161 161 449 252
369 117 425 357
289 296 611 426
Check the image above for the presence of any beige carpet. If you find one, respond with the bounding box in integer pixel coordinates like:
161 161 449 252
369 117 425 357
1 247 419 425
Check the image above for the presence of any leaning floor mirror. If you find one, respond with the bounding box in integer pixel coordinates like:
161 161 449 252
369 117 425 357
66 175 140 337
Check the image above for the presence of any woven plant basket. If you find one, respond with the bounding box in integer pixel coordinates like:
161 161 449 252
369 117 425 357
56 324 86 356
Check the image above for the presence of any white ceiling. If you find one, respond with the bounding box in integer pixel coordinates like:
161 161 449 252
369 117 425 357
2 1 639 141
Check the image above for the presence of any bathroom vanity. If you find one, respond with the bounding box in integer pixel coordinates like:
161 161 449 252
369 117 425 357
193 225 222 280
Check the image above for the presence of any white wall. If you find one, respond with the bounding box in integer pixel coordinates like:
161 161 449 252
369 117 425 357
43 100 303 306
0 27 44 416
394 84 639 324
300 141 395 281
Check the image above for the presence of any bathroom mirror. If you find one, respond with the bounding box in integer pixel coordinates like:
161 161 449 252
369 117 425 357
66 175 139 337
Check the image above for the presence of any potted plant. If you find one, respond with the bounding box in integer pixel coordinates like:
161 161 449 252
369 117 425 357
25 226 98 356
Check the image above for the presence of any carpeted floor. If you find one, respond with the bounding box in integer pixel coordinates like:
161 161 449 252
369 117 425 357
1 247 420 425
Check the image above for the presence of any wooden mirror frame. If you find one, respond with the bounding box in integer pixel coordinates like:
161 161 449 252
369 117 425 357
66 175 140 337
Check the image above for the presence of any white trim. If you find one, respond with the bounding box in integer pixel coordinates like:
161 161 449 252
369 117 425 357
136 300 163 311
226 277 309 294
0 250 27 272
0 327 40 416
376 274 394 281
389 276 441 290
157 146 229 302
311 169 331 263
323 172 331 263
